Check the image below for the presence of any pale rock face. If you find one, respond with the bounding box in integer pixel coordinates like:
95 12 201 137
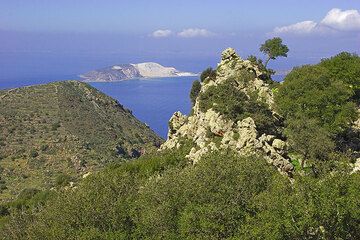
201 48 275 108
351 158 360 173
161 48 294 174
353 108 360 130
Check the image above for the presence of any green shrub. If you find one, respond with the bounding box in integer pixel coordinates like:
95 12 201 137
55 173 72 187
17 188 40 201
29 149 38 158
0 205 9 217
40 144 49 151
200 67 217 83
275 57 359 161
189 80 201 105
51 122 61 131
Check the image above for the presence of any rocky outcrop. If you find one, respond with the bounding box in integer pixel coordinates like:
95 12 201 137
161 48 293 174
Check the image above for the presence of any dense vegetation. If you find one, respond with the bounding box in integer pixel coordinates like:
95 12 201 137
275 52 360 168
0 81 162 201
1 147 359 239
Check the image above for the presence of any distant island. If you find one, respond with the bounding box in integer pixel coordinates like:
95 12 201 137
80 62 197 82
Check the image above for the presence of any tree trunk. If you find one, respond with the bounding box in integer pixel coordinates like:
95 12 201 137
264 56 271 68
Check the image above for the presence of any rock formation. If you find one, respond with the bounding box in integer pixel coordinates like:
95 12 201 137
161 48 293 174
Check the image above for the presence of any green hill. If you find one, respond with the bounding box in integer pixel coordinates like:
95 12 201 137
0 81 162 201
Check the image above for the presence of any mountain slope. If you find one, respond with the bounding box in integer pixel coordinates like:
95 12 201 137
0 81 162 201
80 62 197 82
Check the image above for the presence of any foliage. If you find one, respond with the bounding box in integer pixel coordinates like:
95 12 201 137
319 52 360 101
0 143 193 239
189 80 201 105
29 149 38 158
275 59 358 162
247 55 277 87
285 116 335 164
55 173 73 187
200 67 217 83
1 148 359 239
238 170 360 239
260 37 289 67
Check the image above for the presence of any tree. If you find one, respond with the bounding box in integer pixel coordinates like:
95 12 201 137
319 52 360 102
260 37 289 67
285 116 335 168
189 80 201 106
247 55 276 84
275 57 358 165
275 65 357 135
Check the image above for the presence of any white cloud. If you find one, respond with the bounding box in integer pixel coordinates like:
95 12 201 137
177 28 215 38
273 8 360 35
321 8 360 31
151 29 172 38
274 21 317 34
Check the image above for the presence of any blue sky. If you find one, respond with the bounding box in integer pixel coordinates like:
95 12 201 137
0 0 359 79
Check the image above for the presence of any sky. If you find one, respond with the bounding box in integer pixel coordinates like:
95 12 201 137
0 0 359 82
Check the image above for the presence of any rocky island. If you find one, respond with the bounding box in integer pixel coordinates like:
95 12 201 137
80 62 197 82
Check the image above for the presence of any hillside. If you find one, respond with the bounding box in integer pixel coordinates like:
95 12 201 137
80 62 197 82
0 81 162 201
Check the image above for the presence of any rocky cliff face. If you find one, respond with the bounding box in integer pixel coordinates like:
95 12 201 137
161 48 293 174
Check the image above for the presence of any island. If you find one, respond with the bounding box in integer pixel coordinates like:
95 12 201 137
80 62 197 82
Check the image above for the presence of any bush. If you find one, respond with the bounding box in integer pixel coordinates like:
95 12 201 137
200 67 217 83
51 122 61 131
189 80 201 105
40 144 49 151
17 188 40 201
319 52 360 102
55 173 72 187
275 65 357 135
0 205 9 217
29 149 38 158
275 58 359 161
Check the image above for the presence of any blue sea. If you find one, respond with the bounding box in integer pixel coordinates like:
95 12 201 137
90 77 197 138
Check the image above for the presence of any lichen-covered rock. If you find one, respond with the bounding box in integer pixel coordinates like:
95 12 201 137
161 48 293 174
167 111 187 138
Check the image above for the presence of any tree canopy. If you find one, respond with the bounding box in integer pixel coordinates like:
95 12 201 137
275 53 359 165
260 37 289 67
